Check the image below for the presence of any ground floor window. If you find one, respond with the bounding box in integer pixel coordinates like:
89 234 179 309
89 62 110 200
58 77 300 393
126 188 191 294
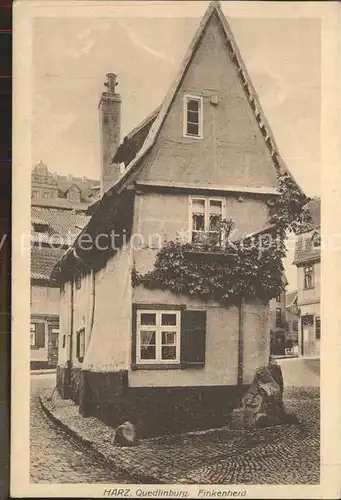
133 306 207 368
136 310 181 364
30 322 45 348
76 328 85 362
315 317 321 340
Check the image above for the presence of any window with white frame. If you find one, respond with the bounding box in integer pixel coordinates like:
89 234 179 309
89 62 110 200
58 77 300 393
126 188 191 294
184 95 203 138
312 232 321 249
76 327 85 362
304 265 314 289
136 310 181 364
191 197 224 245
30 323 36 346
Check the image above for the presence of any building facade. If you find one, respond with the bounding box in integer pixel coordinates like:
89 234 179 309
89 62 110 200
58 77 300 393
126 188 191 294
53 1 301 437
30 163 98 369
286 290 299 345
293 198 321 357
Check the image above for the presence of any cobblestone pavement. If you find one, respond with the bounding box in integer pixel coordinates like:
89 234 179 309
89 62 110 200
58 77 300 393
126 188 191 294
40 378 320 485
30 374 134 483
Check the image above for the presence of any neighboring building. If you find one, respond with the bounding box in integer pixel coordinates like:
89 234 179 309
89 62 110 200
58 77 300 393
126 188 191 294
30 163 98 369
31 161 99 209
53 1 300 437
269 276 288 356
293 198 321 357
269 275 288 332
286 290 299 343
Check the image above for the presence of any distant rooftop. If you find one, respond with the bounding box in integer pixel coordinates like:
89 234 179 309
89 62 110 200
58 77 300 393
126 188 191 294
31 161 100 209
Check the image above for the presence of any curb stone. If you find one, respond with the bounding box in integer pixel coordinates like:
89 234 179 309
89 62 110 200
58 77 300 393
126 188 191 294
39 388 319 485
31 369 57 375
39 393 164 484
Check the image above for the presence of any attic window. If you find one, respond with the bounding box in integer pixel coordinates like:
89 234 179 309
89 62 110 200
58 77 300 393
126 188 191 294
312 233 321 249
32 221 49 233
184 95 203 139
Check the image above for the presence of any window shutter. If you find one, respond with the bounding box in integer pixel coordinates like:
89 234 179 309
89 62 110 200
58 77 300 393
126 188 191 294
181 310 206 367
76 332 80 359
36 323 45 348
131 307 137 366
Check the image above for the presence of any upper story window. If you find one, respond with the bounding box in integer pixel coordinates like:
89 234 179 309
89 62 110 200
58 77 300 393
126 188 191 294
191 197 224 245
304 265 314 289
183 95 203 138
276 295 281 303
136 310 181 364
32 190 38 199
67 190 81 203
43 191 49 199
312 233 321 249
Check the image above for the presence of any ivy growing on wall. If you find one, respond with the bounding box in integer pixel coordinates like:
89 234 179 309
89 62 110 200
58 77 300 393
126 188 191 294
132 173 312 305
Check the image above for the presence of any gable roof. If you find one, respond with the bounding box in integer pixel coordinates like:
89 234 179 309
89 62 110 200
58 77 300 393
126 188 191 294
31 246 66 282
112 107 160 166
109 0 301 197
286 290 298 309
53 0 306 277
293 197 320 265
31 206 90 282
293 229 321 266
31 206 90 240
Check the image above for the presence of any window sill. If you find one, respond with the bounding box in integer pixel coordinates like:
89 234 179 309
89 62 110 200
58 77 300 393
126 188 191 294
132 363 181 371
131 362 204 371
183 134 203 140
30 346 41 350
303 286 315 290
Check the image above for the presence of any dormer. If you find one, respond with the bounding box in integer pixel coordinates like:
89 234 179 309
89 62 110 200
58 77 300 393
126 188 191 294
66 184 81 203
32 218 49 233
311 230 321 249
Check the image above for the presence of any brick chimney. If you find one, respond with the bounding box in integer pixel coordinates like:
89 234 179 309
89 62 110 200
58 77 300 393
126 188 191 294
99 73 121 196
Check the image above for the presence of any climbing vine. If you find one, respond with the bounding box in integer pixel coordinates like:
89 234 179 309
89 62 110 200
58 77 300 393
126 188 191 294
132 173 313 305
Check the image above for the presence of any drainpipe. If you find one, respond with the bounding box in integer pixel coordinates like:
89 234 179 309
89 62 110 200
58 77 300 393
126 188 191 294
237 295 244 385
89 268 96 339
72 250 96 416
67 274 74 395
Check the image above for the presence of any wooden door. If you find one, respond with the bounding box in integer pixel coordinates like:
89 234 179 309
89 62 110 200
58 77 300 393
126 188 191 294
48 323 59 366
301 315 315 356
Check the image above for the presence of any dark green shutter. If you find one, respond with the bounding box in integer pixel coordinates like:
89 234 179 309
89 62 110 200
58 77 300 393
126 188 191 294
36 322 45 347
76 332 80 359
181 310 206 367
131 307 137 366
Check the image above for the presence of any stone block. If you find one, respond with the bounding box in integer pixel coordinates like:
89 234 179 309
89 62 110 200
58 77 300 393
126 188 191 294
114 421 138 447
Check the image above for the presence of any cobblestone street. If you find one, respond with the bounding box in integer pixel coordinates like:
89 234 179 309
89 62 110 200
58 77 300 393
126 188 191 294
31 358 320 485
30 373 134 483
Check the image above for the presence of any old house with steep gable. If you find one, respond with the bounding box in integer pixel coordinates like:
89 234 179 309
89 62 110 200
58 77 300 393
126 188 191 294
52 1 303 436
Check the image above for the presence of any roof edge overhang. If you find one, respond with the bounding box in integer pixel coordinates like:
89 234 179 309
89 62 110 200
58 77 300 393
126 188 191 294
135 180 280 197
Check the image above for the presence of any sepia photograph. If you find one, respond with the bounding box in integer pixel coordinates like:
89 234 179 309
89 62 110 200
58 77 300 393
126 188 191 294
11 0 341 498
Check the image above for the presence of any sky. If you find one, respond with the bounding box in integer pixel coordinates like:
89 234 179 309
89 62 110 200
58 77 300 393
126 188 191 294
31 3 321 290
